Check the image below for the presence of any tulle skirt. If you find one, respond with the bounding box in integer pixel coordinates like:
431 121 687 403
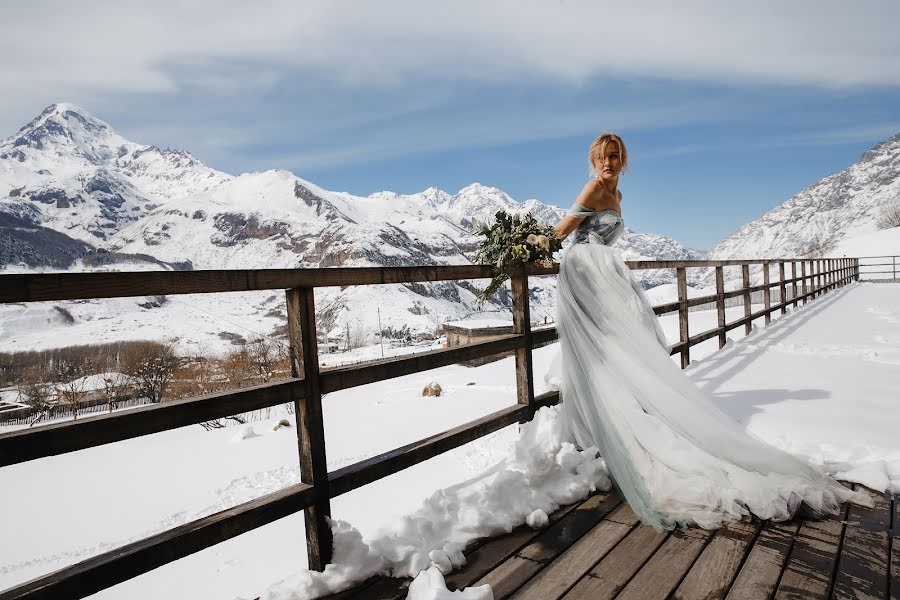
550 242 870 530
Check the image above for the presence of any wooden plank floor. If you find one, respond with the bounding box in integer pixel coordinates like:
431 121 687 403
329 483 897 600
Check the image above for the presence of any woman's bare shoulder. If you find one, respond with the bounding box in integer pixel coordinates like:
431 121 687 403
575 179 606 208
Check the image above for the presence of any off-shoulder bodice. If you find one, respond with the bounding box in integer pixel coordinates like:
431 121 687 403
570 208 624 246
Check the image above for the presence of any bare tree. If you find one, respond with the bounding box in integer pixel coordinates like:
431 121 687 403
248 337 289 382
347 318 369 350
222 347 254 387
122 341 180 403
55 356 88 420
248 338 276 382
877 199 900 229
18 368 55 426
101 372 130 412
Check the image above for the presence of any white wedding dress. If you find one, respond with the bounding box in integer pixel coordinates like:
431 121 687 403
550 207 870 530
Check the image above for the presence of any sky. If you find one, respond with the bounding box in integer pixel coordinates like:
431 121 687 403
1 0 899 249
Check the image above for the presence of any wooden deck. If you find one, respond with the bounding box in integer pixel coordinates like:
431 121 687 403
329 484 897 600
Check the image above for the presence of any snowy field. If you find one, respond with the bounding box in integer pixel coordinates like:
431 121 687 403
1 280 899 599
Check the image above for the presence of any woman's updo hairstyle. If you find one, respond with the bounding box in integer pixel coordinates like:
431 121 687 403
588 132 628 177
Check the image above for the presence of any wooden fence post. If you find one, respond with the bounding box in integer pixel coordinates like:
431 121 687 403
809 260 815 298
821 259 826 293
801 261 808 303
763 261 771 325
511 271 535 420
779 262 787 315
716 266 726 349
894 256 897 281
742 264 751 334
812 260 819 298
286 286 332 571
812 260 818 297
855 258 860 282
821 259 827 294
791 262 798 308
677 267 690 368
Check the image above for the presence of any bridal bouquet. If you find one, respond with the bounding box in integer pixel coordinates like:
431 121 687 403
473 210 562 303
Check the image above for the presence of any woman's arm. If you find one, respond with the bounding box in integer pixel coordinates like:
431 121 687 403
553 216 582 240
552 181 600 240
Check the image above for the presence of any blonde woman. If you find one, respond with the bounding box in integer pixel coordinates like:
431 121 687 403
549 133 869 530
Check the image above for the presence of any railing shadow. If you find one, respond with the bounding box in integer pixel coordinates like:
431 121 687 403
691 283 854 395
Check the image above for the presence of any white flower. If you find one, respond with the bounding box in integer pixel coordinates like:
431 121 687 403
526 234 539 246
536 234 549 250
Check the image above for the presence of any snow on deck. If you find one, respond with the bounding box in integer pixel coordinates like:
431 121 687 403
0 282 898 600
688 282 900 491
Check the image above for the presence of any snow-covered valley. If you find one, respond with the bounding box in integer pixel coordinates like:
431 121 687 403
2 102 900 600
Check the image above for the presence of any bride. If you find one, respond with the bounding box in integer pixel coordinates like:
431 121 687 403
549 133 870 530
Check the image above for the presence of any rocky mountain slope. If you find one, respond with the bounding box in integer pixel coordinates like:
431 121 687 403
707 134 900 261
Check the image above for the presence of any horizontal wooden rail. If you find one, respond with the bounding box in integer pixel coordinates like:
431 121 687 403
0 482 318 600
0 379 304 468
0 266 499 303
532 326 559 347
664 265 856 357
626 258 814 268
330 394 560 497
0 259 858 304
320 334 524 393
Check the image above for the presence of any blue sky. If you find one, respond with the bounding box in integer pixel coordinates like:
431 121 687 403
2 1 898 249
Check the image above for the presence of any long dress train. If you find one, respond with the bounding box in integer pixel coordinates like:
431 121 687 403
551 208 870 530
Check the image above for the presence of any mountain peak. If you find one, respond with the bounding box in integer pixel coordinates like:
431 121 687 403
457 182 504 195
20 102 111 136
859 131 900 164
4 102 129 164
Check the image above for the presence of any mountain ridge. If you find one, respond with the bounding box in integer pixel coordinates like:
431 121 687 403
8 103 896 350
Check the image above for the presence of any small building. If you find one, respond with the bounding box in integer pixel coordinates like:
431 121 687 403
443 317 553 367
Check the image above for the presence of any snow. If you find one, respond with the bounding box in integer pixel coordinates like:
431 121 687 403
263 406 609 599
686 283 900 491
2 282 899 600
443 319 512 329
828 226 900 281
707 133 900 262
405 568 492 599
2 102 899 596
1 104 706 354
525 509 549 529
54 372 130 393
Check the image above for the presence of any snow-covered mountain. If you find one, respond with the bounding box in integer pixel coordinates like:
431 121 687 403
0 103 700 351
0 103 230 247
707 134 900 261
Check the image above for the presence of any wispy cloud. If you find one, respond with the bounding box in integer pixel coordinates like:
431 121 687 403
1 1 898 111
638 122 900 162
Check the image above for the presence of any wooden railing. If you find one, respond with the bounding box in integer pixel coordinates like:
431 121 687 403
855 254 899 281
0 256 860 599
